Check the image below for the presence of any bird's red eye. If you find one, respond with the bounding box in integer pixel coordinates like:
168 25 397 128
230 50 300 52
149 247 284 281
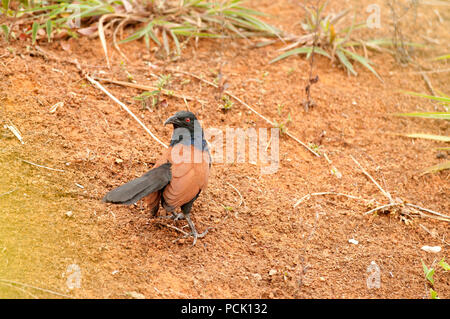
185 118 191 122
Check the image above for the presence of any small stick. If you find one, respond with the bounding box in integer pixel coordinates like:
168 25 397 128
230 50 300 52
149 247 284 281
0 279 73 299
98 14 111 69
350 155 393 203
19 158 65 172
406 203 450 220
393 68 450 75
294 191 371 208
0 188 17 197
419 224 450 246
86 75 168 149
92 77 198 102
4 121 24 144
166 68 320 157
420 72 436 96
158 223 189 236
364 203 399 215
226 182 244 207
0 282 39 299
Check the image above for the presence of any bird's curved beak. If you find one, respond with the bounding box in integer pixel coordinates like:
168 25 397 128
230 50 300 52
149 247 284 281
164 115 178 126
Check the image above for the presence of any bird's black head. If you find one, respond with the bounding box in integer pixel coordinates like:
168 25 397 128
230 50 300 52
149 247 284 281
165 111 207 150
164 111 198 132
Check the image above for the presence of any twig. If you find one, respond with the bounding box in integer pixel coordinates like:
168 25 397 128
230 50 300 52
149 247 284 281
350 155 393 203
158 223 189 236
113 18 131 62
419 224 450 247
85 75 168 149
92 77 199 102
420 72 436 96
98 14 111 69
166 68 320 157
406 203 450 221
0 282 39 299
226 182 244 207
19 158 65 172
303 0 322 111
4 121 24 144
293 191 371 208
364 203 399 215
0 188 17 197
0 279 73 299
398 68 450 75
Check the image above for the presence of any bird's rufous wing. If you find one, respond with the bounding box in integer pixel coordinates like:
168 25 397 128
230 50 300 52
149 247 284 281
162 144 210 208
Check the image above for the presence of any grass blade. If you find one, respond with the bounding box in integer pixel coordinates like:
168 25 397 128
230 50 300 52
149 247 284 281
422 260 435 285
170 30 181 55
402 91 450 104
404 133 450 142
433 54 450 61
2 0 9 11
423 161 450 174
393 112 450 120
46 20 52 42
1 24 10 42
340 47 382 81
439 258 450 271
270 46 331 64
336 49 356 76
31 21 39 45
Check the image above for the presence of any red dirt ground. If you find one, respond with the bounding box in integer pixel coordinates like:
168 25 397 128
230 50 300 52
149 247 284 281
0 0 449 298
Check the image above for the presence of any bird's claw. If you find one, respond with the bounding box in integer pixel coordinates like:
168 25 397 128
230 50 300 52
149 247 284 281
158 212 185 220
191 228 209 246
173 227 210 246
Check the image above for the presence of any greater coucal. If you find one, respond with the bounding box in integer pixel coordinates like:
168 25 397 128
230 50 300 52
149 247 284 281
103 111 211 245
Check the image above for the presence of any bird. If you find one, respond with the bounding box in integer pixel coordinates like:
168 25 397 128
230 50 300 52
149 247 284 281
103 111 211 245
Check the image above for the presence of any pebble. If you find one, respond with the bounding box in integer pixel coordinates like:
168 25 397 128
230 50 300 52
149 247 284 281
348 238 359 245
126 291 145 299
421 245 441 253
253 273 262 281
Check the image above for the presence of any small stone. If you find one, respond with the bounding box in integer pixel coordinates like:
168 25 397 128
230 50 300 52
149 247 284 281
126 291 145 299
349 238 359 245
421 245 441 253
115 158 123 164
319 277 326 281
65 211 73 218
269 269 277 276
252 273 262 281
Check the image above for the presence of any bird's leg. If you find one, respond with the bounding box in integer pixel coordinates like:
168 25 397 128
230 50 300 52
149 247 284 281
158 212 185 220
173 212 185 220
181 196 208 246
183 213 208 246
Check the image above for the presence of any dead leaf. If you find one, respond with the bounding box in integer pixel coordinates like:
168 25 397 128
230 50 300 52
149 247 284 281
61 41 71 52
77 24 98 36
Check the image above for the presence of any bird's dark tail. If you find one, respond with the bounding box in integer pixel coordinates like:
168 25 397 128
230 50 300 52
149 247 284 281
103 162 172 205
